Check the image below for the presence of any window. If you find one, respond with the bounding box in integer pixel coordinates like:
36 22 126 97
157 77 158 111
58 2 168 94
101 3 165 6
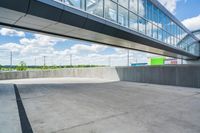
130 0 137 13
138 0 146 17
166 33 171 44
175 24 179 38
177 38 180 45
146 1 152 21
163 15 168 31
177 27 180 39
138 17 146 34
163 31 167 43
153 5 158 25
171 21 175 36
188 43 196 55
105 0 117 22
171 36 174 46
119 0 128 8
146 21 152 37
158 10 163 28
86 0 103 17
129 12 138 31
174 37 177 46
118 6 128 27
166 18 171 33
63 0 84 9
158 28 163 41
153 24 158 39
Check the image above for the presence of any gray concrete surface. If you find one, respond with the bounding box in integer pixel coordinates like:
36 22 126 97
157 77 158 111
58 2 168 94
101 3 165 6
0 84 21 133
1 78 200 133
0 65 200 88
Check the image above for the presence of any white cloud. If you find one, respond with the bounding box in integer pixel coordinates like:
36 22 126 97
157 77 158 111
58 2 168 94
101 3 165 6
158 0 177 13
0 43 23 52
158 0 183 14
20 34 65 47
17 34 66 56
0 33 66 57
182 14 200 31
0 38 152 66
70 44 107 54
0 28 25 37
0 31 111 65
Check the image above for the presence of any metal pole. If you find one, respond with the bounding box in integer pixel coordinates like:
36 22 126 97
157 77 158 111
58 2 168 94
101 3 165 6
127 50 129 66
181 58 183 64
10 51 12 71
43 56 46 66
108 56 111 66
51 56 54 66
35 58 36 66
70 54 72 66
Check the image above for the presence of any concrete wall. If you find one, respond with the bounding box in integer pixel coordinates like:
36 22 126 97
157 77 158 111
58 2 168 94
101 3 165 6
0 68 120 81
0 65 200 88
115 65 200 88
185 59 200 64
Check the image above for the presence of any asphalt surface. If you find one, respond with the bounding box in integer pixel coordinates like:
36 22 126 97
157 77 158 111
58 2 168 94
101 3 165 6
0 77 200 133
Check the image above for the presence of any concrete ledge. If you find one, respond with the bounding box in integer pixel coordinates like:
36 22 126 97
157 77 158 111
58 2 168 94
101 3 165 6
0 65 200 88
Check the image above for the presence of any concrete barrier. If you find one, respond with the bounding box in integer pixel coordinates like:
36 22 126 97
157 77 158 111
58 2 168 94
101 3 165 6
0 65 200 88
0 67 120 81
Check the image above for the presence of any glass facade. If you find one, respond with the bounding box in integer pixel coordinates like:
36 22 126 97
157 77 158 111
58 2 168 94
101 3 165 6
56 0 199 56
193 31 200 40
118 6 128 27
105 0 117 22
86 0 103 17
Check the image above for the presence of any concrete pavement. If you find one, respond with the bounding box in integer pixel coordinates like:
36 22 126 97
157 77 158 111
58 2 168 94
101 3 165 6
0 77 200 133
0 84 21 133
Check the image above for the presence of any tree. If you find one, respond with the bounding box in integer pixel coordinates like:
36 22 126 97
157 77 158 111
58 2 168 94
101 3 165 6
16 61 27 71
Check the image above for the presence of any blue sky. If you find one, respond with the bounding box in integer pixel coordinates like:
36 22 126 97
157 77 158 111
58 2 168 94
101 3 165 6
0 0 200 66
176 0 200 20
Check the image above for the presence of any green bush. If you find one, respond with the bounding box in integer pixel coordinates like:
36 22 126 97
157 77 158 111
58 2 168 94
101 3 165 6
16 61 27 71
0 64 2 70
41 65 48 70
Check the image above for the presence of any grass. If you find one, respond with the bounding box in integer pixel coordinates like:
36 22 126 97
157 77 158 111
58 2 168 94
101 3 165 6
0 65 105 72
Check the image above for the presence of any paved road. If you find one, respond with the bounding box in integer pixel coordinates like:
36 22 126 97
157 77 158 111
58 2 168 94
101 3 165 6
0 78 200 133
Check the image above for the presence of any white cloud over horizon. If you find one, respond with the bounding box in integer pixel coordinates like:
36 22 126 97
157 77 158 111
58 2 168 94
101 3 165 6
0 28 25 37
0 34 66 56
0 31 155 66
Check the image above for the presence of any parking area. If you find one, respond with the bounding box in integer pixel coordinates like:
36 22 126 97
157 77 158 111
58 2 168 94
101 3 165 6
1 77 200 133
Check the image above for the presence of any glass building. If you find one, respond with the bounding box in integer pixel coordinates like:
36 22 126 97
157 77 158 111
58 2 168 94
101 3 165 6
193 30 200 40
56 0 199 56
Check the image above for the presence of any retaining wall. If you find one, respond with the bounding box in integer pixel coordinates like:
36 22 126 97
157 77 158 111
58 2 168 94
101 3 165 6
0 65 200 88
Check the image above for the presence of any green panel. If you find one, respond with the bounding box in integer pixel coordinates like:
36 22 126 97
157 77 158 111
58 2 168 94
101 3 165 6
150 57 165 65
